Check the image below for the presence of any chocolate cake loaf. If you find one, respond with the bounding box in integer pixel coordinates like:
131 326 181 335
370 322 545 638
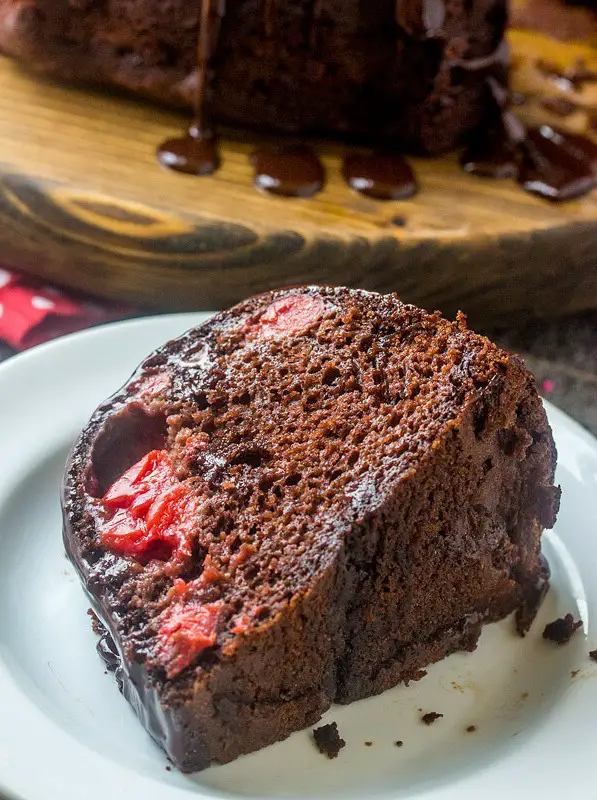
62 286 559 772
0 0 507 153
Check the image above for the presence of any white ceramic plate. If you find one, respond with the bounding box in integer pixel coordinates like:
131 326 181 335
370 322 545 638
0 313 596 800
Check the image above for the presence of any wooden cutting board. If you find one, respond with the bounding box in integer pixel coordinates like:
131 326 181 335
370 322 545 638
1 28 597 327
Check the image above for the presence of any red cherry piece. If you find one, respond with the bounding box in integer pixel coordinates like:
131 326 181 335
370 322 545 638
249 294 325 339
104 450 172 510
146 484 188 531
100 449 198 563
101 510 151 556
155 603 221 678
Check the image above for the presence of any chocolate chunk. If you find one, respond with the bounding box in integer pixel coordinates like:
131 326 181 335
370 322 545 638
543 613 583 644
395 740 404 747
421 712 443 725
313 722 346 759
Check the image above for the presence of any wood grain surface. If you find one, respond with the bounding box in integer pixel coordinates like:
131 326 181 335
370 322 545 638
1 29 597 326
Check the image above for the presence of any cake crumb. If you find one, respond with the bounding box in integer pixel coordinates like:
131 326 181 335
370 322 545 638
364 741 373 747
87 608 103 635
421 712 443 725
466 725 477 733
165 765 172 772
571 669 580 678
589 649 597 662
395 740 403 747
313 722 345 759
543 614 582 644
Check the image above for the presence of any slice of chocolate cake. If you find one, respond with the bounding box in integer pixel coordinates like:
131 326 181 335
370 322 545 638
62 286 559 772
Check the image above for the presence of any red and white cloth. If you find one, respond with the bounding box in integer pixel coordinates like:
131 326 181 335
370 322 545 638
0 267 133 351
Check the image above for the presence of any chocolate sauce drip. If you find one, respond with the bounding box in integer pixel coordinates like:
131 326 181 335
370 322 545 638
97 629 119 672
264 0 277 37
157 126 220 175
342 153 417 200
157 0 224 176
553 129 597 172
519 125 597 201
461 127 518 179
154 2 597 206
462 71 597 203
250 146 325 197
97 630 124 691
395 0 445 39
461 84 523 179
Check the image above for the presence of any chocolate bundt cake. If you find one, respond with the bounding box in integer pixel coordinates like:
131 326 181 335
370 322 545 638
62 286 559 772
0 0 507 152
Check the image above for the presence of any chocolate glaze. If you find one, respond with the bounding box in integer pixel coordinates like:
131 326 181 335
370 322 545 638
157 0 224 176
97 629 119 672
342 152 418 200
463 76 597 202
152 3 597 206
157 127 220 176
250 146 325 197
460 85 524 179
519 125 597 201
95 609 188 760
546 128 597 173
461 129 518 179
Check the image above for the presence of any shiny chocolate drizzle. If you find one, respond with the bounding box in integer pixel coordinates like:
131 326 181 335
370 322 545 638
156 0 597 204
157 0 223 176
342 152 418 200
251 145 325 198
462 77 597 202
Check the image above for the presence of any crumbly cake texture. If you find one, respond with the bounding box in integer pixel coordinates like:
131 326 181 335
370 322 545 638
312 722 345 758
543 614 582 644
0 0 506 152
62 286 559 772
